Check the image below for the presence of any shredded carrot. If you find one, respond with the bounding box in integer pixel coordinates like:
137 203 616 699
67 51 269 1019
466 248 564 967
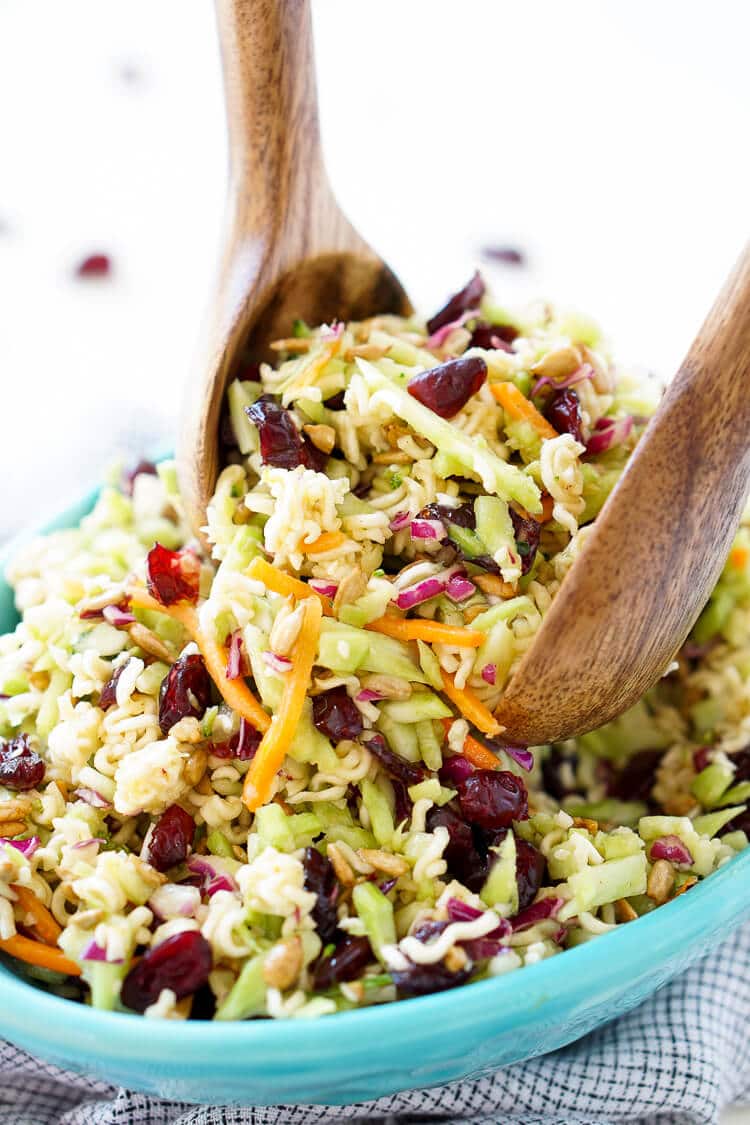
282 338 341 394
0 933 80 976
367 616 485 648
490 382 559 441
730 545 749 571
12 886 61 946
195 623 271 733
461 732 502 770
246 556 333 615
127 588 270 733
299 531 346 555
243 596 322 811
440 718 500 770
440 670 502 736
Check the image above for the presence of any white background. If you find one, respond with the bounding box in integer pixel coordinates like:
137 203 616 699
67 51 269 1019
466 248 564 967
0 1 749 1111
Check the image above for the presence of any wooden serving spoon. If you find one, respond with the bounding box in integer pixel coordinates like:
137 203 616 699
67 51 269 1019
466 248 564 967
179 0 411 534
495 244 750 745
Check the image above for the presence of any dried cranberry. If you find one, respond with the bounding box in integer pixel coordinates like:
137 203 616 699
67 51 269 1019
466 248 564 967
313 935 372 990
302 434 329 473
609 750 664 803
420 501 476 530
303 847 339 943
728 746 750 783
365 733 425 787
426 804 482 886
312 687 363 743
210 718 262 761
692 747 712 773
122 459 158 496
480 245 525 267
99 664 126 711
457 770 528 830
121 931 212 1013
220 410 238 448
407 356 487 419
391 960 471 998
439 755 475 787
146 804 195 872
541 746 579 800
146 543 201 606
719 807 750 837
158 654 213 734
237 361 261 383
469 321 517 350
515 838 546 911
0 735 45 792
323 390 346 410
544 388 584 444
509 508 541 576
245 397 309 471
75 253 111 279
390 777 413 825
426 271 486 336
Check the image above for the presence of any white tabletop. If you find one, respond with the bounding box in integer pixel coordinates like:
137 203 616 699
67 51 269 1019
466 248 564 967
0 1 749 1114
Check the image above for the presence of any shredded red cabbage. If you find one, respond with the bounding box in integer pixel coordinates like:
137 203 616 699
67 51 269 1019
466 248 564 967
74 787 112 809
585 415 634 455
446 573 476 603
225 630 247 680
81 940 123 964
262 651 293 675
446 897 483 922
511 896 564 931
389 511 412 533
410 519 447 541
426 308 480 349
102 603 136 627
309 579 338 599
0 835 39 857
650 835 693 866
531 363 594 398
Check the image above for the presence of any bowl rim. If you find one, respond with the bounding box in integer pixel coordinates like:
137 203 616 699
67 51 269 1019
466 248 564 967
1 483 748 1056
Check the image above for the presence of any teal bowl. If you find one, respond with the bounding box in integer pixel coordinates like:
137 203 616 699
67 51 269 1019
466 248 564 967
1 490 749 1105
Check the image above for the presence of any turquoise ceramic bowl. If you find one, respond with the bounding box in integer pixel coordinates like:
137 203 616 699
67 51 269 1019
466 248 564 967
1 491 749 1105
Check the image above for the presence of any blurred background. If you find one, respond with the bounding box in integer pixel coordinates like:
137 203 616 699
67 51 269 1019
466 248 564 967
1 0 748 543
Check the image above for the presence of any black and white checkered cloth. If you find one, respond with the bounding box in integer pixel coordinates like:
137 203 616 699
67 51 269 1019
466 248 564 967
2 924 749 1125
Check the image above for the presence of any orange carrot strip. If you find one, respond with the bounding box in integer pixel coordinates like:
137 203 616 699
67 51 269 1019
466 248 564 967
367 617 485 648
439 718 500 770
246 557 333 616
440 670 502 737
12 886 61 946
127 588 270 733
243 596 322 811
0 934 80 976
195 624 271 733
730 545 749 571
300 531 346 555
491 382 559 441
461 732 502 770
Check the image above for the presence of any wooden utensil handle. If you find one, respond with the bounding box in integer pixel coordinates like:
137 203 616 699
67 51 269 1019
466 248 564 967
216 0 327 238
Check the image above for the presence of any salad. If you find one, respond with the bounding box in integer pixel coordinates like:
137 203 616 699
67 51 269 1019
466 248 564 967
0 272 747 1021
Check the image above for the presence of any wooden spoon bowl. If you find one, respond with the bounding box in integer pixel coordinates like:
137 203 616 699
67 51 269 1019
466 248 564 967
179 0 410 534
